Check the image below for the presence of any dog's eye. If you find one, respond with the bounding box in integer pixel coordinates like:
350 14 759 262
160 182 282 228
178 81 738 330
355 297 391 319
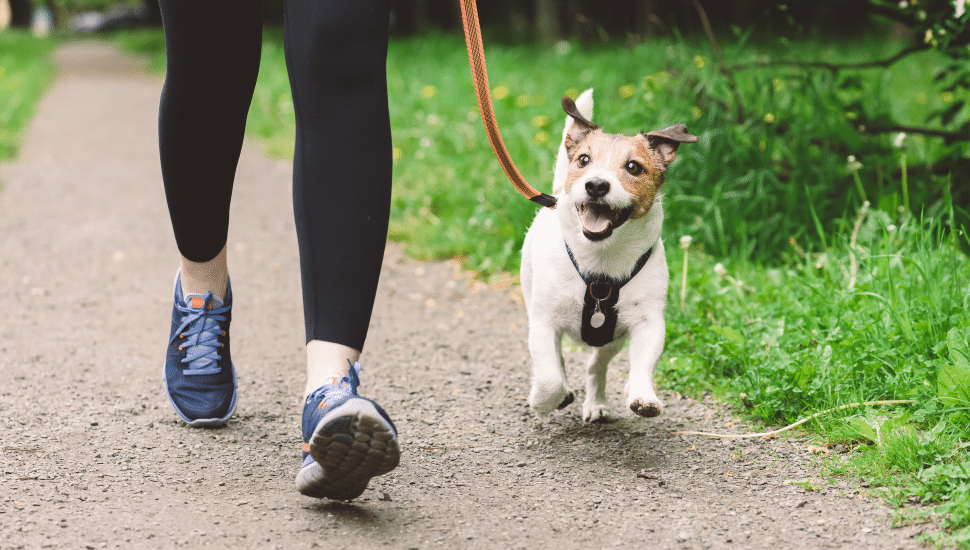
577 154 590 168
625 161 643 176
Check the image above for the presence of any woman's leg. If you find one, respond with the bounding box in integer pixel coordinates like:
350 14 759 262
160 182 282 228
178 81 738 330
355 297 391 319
158 0 262 298
283 0 393 395
158 0 261 426
285 0 399 500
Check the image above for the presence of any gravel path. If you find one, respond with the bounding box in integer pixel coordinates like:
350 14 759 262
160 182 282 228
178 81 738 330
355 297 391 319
0 42 934 550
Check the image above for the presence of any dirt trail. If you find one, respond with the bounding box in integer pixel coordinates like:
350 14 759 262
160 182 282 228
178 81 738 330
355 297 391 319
0 42 933 549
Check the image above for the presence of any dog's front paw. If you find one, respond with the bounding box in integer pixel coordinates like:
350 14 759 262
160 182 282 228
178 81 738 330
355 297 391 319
582 400 613 423
629 397 664 418
530 382 575 415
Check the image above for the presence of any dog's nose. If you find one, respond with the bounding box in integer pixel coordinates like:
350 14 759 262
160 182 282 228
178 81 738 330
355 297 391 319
585 179 610 198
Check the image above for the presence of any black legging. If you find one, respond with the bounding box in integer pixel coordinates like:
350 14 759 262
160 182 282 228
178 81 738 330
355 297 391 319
158 0 392 351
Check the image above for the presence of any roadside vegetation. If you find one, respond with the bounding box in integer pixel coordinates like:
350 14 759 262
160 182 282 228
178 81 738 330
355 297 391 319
15 14 970 544
0 30 55 161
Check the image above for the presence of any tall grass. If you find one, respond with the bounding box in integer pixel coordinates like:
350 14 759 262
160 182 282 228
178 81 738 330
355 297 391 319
0 31 55 162
664 191 970 544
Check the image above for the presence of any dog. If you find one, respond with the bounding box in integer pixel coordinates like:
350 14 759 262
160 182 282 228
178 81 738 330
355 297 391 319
520 89 697 422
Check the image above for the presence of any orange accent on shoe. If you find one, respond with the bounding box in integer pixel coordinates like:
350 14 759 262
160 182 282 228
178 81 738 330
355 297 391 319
190 296 205 309
317 401 328 409
303 442 310 453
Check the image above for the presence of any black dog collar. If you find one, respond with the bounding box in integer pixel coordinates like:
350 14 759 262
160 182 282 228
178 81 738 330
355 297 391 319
564 242 654 347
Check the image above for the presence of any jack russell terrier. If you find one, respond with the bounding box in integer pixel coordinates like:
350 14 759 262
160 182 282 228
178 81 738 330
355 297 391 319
521 89 697 422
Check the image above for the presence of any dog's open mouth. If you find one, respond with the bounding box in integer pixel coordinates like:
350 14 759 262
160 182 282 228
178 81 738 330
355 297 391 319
577 202 633 241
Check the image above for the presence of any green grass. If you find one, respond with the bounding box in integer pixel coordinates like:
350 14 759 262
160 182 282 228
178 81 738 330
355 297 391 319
0 31 55 162
109 27 970 543
663 195 970 545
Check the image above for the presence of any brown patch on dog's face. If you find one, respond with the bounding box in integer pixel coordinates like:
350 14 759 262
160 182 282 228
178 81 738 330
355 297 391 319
563 131 670 222
560 97 698 239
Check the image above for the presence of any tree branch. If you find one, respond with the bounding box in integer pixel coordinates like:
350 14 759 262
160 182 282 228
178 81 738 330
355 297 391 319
725 44 927 73
689 0 725 67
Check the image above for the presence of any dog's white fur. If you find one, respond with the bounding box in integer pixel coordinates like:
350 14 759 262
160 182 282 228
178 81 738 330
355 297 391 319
521 89 691 422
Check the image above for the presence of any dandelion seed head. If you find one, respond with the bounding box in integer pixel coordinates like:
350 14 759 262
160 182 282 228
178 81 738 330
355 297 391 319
680 235 693 249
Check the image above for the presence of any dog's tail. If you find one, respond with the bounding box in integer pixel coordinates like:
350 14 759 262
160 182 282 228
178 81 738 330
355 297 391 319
552 88 594 194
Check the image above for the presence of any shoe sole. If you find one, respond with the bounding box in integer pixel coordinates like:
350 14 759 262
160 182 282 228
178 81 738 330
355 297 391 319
295 398 400 500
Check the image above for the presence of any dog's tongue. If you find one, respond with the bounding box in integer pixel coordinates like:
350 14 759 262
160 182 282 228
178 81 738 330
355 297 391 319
581 208 613 234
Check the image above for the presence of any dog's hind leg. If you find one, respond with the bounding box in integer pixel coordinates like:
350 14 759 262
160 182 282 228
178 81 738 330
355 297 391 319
528 326 574 415
582 338 624 423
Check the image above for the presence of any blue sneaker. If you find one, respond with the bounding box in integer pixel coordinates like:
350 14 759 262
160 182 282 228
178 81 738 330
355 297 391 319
295 362 400 500
163 273 237 427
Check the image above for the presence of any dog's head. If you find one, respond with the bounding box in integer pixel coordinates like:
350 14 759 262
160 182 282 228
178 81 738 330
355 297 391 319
559 96 697 242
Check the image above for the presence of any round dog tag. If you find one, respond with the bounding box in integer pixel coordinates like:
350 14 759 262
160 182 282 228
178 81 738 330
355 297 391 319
590 311 606 328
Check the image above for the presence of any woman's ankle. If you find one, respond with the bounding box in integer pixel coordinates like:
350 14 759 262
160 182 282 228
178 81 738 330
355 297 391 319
179 245 229 301
304 340 361 399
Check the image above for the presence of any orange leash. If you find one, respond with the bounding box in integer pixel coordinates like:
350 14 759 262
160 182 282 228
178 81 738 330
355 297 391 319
458 0 557 209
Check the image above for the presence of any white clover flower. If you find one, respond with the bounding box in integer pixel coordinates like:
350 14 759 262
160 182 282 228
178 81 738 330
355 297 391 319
899 0 908 7
679 235 693 249
887 224 897 232
893 132 906 148
956 0 966 18
714 263 727 276
847 155 863 171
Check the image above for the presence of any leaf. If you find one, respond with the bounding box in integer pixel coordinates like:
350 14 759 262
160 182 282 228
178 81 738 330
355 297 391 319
846 415 879 444
939 327 970 406
845 411 910 447
711 325 744 347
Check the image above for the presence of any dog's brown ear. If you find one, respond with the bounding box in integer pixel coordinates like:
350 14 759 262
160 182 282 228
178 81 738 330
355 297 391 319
562 96 598 158
643 124 698 167
562 96 596 128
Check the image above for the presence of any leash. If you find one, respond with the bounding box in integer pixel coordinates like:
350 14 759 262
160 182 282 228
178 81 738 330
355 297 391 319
458 0 557 209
